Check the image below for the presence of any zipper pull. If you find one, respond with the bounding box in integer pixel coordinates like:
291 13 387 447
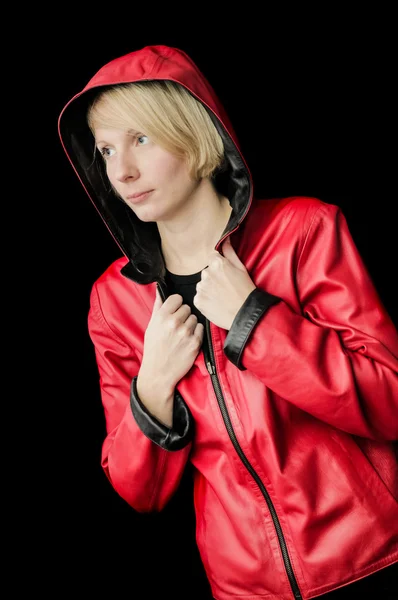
206 361 215 375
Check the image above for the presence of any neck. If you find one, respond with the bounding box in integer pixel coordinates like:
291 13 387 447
158 178 232 275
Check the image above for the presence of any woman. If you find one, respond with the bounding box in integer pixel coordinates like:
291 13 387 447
58 44 398 599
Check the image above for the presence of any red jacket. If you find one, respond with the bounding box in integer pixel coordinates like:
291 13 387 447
58 45 398 600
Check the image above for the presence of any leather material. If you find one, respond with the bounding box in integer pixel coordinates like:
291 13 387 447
58 45 398 600
130 376 194 451
224 287 281 370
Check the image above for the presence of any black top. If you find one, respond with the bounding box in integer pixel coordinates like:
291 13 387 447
165 267 208 349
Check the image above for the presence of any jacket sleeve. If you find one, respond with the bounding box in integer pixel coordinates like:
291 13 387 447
88 283 193 512
224 202 398 440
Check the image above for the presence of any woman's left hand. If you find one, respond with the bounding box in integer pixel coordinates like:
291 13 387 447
193 236 256 330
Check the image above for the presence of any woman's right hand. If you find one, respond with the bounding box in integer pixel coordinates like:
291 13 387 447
139 289 204 391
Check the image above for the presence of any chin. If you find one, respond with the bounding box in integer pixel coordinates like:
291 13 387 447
130 206 162 223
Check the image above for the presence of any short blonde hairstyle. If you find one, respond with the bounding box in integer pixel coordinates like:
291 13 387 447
87 80 226 179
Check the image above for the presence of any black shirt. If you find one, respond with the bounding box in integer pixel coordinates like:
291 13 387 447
165 267 208 348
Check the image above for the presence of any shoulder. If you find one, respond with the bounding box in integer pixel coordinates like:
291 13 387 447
92 256 129 289
88 256 146 330
242 195 340 244
89 256 138 309
250 195 338 222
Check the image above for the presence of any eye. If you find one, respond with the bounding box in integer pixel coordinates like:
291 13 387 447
98 146 115 159
137 135 149 145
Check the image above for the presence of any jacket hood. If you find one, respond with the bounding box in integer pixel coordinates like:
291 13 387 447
58 45 253 286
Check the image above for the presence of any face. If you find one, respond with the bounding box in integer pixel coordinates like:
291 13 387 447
94 127 199 222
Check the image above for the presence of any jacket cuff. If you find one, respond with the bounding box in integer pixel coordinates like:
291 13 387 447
130 376 194 451
224 288 281 371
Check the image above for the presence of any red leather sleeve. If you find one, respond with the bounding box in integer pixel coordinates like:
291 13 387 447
240 203 398 440
88 283 192 512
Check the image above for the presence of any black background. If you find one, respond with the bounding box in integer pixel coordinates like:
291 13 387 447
34 16 396 599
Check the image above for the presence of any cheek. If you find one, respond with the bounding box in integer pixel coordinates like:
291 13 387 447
151 150 191 186
104 163 119 189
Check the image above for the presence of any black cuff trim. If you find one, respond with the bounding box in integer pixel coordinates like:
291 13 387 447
130 376 194 451
223 288 281 370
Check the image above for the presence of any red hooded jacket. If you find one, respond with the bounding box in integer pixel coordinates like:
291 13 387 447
58 45 398 599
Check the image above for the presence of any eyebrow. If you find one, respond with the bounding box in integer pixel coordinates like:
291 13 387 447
95 128 140 145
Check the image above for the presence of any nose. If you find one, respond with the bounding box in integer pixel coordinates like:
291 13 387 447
114 151 140 183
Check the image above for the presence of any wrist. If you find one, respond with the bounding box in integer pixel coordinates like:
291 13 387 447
137 368 175 400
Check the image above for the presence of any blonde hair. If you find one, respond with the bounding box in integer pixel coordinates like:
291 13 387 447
87 80 225 179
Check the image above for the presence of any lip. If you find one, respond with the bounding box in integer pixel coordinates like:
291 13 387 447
126 189 154 204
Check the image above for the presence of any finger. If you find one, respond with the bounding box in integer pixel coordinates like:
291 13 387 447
153 288 163 308
163 293 184 314
185 313 198 333
194 322 205 342
222 238 244 268
153 287 163 311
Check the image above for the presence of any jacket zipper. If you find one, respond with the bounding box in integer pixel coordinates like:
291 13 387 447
204 319 302 600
